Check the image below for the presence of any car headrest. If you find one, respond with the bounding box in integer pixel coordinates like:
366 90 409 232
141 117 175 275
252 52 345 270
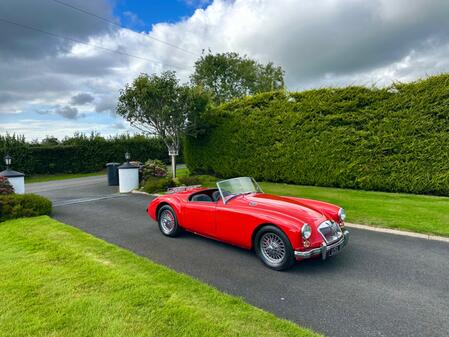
212 190 221 201
191 194 213 202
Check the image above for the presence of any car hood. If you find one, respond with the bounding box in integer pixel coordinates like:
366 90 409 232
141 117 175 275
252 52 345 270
243 193 327 225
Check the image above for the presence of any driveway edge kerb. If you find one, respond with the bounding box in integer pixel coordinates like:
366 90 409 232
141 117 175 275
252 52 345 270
346 222 449 243
131 190 152 195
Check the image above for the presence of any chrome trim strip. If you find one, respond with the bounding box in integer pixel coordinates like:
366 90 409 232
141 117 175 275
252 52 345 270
294 230 349 259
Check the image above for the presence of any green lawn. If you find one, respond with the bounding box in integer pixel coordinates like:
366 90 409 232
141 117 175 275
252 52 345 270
175 166 190 178
175 168 449 237
260 182 449 237
26 171 106 183
0 216 318 337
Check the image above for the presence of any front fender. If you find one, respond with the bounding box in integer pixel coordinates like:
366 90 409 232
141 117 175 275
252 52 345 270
233 206 304 250
242 206 329 251
285 196 341 223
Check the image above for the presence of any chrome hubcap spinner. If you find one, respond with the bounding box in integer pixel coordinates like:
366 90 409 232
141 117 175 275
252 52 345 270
260 232 286 265
160 210 175 234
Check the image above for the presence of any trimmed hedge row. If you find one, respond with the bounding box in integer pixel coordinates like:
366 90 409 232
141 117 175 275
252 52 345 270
0 134 179 175
185 74 449 196
0 194 52 222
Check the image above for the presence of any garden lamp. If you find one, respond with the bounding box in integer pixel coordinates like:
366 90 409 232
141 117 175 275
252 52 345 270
4 154 11 169
125 151 130 162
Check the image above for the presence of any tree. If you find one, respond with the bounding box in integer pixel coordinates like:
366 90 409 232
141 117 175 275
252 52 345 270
116 71 209 177
191 52 285 104
40 136 59 146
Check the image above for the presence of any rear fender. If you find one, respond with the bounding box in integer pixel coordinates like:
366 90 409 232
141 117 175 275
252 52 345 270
148 196 184 223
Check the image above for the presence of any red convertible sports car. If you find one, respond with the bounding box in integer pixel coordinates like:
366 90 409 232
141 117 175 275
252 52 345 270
147 177 349 270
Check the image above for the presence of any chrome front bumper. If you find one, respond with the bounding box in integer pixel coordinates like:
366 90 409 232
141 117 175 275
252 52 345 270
294 230 349 260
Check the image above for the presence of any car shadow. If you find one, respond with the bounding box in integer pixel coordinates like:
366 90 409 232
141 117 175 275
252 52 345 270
173 229 356 274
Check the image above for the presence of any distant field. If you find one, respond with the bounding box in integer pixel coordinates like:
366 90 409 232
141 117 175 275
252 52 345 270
25 171 105 183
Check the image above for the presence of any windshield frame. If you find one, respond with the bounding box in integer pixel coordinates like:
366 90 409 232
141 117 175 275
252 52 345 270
216 177 263 204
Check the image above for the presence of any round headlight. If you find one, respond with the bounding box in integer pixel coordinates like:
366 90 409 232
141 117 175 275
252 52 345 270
301 223 312 239
338 208 346 222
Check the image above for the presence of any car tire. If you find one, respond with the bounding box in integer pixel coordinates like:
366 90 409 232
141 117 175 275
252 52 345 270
254 225 295 270
157 205 181 237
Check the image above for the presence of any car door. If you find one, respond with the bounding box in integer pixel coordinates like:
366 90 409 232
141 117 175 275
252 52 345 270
183 200 217 237
215 198 253 248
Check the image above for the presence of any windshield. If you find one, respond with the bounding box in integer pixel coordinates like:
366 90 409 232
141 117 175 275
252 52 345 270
217 177 263 203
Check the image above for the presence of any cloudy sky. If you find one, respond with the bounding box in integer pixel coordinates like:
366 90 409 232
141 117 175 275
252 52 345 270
1 0 449 140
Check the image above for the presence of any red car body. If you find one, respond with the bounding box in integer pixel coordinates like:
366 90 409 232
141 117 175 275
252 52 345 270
147 182 349 267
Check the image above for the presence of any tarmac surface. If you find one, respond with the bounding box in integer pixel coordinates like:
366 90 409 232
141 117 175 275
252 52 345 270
28 175 449 337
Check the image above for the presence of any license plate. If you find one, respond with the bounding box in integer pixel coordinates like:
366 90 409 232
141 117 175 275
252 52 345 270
328 245 341 257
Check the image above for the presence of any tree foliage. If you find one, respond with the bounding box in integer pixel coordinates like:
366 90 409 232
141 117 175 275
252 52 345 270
191 52 285 104
117 71 210 154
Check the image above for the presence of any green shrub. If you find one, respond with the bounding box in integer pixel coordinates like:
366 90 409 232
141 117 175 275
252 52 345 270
0 194 52 222
142 159 168 180
185 74 449 196
178 175 203 186
142 177 176 194
178 175 218 187
0 177 14 195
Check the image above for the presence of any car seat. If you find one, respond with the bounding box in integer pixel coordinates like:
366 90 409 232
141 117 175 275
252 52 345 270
191 194 213 202
212 190 221 201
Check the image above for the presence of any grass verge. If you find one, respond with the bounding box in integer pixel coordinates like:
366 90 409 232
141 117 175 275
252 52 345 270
25 171 106 183
0 216 319 337
260 182 449 237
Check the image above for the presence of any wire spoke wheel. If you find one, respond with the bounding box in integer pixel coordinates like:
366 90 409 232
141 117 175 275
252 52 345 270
160 210 175 234
260 232 286 265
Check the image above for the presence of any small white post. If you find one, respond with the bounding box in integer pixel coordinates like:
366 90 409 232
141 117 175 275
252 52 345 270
169 147 178 179
8 176 25 194
118 163 139 193
171 154 176 178
1 154 25 194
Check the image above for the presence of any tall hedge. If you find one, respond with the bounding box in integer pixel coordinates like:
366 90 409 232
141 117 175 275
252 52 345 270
0 134 178 175
185 74 449 196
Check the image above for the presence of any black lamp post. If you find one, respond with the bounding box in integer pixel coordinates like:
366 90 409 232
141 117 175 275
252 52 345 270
4 154 11 170
125 151 130 163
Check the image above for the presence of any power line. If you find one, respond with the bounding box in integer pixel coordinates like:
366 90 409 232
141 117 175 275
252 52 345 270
50 0 200 57
0 17 190 70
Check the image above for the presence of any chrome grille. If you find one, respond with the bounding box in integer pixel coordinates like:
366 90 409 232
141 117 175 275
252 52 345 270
318 220 342 243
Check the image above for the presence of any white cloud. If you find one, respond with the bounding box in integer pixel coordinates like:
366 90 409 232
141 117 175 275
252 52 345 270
0 119 136 140
146 0 449 88
1 0 449 139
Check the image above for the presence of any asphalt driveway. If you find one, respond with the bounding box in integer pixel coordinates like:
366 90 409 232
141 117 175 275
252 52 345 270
28 176 449 337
